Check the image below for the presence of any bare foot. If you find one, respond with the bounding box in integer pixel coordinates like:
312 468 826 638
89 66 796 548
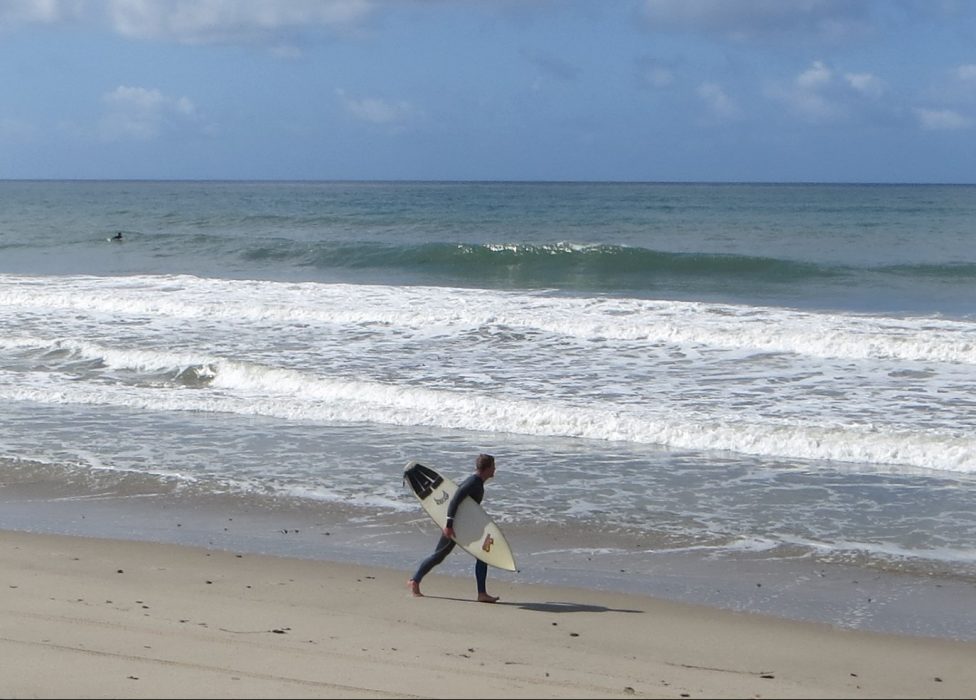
477 592 499 603
407 579 423 597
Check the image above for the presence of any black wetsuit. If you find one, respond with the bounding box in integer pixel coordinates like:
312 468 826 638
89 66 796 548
410 473 489 593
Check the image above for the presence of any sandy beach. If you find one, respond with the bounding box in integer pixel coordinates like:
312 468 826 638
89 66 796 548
1 530 973 699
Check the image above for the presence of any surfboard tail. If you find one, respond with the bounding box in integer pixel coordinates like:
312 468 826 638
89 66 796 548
405 460 517 571
403 461 444 500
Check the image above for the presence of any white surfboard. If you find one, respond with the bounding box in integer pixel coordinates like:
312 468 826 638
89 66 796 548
403 461 517 572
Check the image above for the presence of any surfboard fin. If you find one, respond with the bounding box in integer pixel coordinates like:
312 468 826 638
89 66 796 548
403 461 444 500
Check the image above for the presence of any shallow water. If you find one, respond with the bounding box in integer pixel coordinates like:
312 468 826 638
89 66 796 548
1 180 975 640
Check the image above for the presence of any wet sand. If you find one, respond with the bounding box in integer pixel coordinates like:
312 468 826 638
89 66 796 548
2 529 974 699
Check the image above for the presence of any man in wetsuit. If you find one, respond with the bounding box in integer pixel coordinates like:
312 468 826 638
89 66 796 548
407 453 500 603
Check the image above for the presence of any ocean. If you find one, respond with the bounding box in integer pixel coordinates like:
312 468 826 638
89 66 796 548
1 180 975 640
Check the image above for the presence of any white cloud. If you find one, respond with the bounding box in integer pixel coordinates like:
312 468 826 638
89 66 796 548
99 85 199 141
639 0 872 40
796 60 832 90
697 82 739 120
106 0 374 45
914 107 972 131
768 60 886 124
844 72 884 99
0 0 81 27
766 60 842 123
0 0 374 45
336 89 418 127
785 90 838 122
917 63 976 113
953 64 976 102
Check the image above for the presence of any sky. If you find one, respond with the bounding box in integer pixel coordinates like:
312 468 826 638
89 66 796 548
1 0 975 183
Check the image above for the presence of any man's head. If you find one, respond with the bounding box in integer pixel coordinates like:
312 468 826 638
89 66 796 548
476 453 496 480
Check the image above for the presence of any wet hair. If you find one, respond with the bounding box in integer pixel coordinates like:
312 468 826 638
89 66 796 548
476 453 495 471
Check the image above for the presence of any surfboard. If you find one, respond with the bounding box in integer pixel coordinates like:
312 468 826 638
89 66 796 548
403 461 517 572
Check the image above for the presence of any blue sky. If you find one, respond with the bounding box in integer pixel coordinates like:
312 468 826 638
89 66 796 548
1 0 975 182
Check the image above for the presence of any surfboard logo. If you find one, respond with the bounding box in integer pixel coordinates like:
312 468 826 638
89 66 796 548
404 460 517 572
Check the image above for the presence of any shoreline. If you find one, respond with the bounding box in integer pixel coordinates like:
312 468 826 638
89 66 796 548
3 528 975 699
2 482 975 645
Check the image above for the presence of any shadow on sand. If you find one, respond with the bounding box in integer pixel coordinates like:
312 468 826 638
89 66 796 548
415 594 642 614
511 600 643 614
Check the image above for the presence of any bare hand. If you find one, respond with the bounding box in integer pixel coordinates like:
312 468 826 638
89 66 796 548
443 526 455 539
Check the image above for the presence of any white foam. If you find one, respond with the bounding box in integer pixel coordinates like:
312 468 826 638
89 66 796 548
2 273 974 476
1 363 973 475
775 534 976 566
2 273 974 364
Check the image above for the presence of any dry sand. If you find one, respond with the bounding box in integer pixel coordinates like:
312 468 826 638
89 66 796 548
1 529 973 699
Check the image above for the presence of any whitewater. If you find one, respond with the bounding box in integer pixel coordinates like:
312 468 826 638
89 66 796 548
1 180 975 641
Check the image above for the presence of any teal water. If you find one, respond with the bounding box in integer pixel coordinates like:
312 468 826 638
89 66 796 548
2 180 974 314
1 180 975 640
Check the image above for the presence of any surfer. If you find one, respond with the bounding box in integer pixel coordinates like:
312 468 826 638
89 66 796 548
408 453 500 603
111 231 124 241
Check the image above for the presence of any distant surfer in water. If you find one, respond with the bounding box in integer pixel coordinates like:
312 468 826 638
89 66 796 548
408 453 500 603
111 231 124 241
